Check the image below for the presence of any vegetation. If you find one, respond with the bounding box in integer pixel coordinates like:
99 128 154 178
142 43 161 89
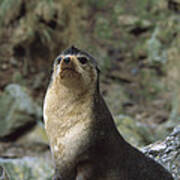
0 0 180 178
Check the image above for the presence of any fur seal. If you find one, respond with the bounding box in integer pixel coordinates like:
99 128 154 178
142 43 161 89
43 46 173 180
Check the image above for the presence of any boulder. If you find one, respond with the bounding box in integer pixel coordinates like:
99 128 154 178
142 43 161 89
0 156 53 180
142 125 180 180
0 84 42 138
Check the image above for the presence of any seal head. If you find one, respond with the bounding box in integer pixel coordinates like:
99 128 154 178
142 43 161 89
52 46 99 93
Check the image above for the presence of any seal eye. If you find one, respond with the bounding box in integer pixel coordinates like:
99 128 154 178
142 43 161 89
78 57 88 64
57 57 62 64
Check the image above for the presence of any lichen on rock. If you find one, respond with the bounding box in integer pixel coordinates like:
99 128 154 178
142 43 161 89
142 125 180 180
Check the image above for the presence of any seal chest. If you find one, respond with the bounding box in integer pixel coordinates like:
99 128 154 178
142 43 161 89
44 88 94 163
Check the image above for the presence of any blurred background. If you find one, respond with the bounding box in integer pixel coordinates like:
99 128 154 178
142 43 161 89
0 0 180 179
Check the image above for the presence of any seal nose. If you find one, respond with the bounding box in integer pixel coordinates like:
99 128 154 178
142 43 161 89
63 57 71 64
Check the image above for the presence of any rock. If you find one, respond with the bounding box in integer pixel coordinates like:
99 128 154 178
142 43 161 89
142 125 180 180
17 122 49 145
0 142 49 159
118 15 151 27
0 156 53 180
0 165 9 180
0 84 42 138
147 28 167 64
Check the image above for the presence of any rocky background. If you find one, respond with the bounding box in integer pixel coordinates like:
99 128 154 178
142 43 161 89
0 0 180 179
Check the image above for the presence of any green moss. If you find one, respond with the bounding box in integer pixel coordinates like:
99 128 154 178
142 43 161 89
95 17 113 40
147 28 167 65
0 0 21 25
85 0 109 8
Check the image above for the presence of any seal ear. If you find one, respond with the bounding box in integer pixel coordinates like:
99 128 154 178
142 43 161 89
96 66 101 74
96 66 101 93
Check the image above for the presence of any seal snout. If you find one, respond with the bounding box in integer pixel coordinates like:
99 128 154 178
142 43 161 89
63 57 71 64
61 56 75 72
59 56 79 81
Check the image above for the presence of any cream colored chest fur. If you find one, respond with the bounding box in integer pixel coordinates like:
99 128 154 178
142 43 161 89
43 86 94 165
